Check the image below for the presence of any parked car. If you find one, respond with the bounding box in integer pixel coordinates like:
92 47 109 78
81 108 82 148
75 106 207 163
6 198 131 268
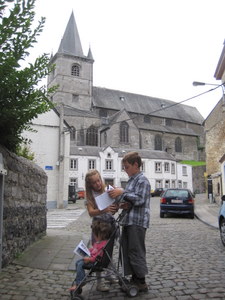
160 188 195 219
68 185 77 203
151 188 166 197
218 195 225 246
76 188 85 199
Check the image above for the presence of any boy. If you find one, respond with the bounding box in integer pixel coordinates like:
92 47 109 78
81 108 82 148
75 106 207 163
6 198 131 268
108 151 150 292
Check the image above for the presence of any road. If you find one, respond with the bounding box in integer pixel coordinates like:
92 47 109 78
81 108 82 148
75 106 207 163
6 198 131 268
1 198 225 299
144 197 225 299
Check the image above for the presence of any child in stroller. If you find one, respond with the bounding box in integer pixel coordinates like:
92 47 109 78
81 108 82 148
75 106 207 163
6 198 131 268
69 219 112 292
70 207 140 300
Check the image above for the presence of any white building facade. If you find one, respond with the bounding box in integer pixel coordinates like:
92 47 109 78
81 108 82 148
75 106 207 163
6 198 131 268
69 146 193 192
22 108 70 209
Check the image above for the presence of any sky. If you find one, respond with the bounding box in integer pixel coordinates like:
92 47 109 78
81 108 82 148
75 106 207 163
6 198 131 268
28 0 225 119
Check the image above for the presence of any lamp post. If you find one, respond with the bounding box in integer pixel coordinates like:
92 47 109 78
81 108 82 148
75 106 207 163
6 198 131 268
192 81 225 103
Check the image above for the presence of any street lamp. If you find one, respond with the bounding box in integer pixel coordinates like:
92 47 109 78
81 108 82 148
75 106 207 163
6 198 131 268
192 81 225 103
192 81 221 87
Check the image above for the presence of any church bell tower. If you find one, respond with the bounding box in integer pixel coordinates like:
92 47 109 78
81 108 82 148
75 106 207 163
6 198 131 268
47 12 94 111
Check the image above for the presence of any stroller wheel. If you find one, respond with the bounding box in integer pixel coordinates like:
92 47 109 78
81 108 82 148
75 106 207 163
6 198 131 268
127 285 139 297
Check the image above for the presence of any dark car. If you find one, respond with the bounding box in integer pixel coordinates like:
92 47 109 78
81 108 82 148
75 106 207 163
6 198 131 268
218 195 225 246
68 185 77 203
160 188 195 219
151 188 166 197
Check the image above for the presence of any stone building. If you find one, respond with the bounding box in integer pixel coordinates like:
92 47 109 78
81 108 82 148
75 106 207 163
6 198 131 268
46 12 205 192
204 40 225 203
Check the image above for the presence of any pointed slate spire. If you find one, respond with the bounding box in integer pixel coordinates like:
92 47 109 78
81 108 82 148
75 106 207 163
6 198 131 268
87 46 94 60
58 11 84 57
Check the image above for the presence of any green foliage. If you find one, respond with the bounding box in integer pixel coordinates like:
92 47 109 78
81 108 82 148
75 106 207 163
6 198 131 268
179 160 206 166
0 0 56 151
16 144 35 161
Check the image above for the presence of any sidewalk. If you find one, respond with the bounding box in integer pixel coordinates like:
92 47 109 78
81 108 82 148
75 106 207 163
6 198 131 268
13 200 92 271
194 193 220 229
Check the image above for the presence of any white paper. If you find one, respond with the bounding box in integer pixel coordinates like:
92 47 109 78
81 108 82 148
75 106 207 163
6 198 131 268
95 185 115 210
74 240 90 257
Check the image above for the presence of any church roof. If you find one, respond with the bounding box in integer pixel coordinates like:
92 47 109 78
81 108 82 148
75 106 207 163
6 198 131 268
92 87 204 125
58 12 84 57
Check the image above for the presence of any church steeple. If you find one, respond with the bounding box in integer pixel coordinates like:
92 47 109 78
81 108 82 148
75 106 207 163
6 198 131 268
58 11 84 57
48 11 93 111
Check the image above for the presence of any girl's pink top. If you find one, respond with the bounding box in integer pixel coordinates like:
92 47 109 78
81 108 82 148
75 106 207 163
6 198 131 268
89 240 107 263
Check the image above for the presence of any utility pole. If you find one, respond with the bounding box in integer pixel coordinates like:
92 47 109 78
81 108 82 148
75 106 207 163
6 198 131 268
58 103 65 209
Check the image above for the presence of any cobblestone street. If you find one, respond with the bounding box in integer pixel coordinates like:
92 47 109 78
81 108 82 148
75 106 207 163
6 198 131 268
1 197 225 299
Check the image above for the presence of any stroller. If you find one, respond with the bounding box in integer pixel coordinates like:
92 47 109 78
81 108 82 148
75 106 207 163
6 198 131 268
70 208 139 300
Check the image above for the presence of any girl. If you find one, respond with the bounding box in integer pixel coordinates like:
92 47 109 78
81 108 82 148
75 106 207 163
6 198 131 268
69 220 112 292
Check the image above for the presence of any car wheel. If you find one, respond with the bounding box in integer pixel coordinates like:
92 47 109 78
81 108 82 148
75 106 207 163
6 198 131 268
160 212 164 218
220 218 225 246
190 212 194 219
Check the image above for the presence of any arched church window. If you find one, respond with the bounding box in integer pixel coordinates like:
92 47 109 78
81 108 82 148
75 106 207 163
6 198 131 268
175 137 182 152
144 115 151 123
120 121 129 143
86 125 98 146
70 126 76 141
155 134 162 150
71 64 80 76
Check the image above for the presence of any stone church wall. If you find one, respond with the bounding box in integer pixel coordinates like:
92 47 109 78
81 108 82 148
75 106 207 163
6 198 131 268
1 145 47 268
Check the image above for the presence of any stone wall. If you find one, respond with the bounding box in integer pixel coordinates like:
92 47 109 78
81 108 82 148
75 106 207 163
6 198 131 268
1 145 47 268
192 165 206 194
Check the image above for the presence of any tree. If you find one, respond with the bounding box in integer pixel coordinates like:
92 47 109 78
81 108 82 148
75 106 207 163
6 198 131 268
0 0 55 152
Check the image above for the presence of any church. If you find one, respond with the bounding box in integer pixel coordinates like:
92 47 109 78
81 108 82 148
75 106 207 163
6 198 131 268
45 12 204 203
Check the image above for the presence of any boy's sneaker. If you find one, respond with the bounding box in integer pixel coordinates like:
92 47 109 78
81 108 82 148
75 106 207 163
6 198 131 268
135 282 148 292
105 275 119 284
96 282 110 292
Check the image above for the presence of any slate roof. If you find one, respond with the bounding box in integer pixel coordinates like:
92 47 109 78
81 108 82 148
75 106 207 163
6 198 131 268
58 12 84 57
92 87 204 125
70 146 177 161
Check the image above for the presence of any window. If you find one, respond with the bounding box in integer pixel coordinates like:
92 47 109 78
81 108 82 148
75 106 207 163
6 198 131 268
183 182 188 188
72 94 79 103
165 180 170 188
144 115 151 123
155 180 163 188
70 159 78 170
70 126 76 141
182 166 187 176
164 162 170 172
171 180 176 188
88 160 96 170
178 180 182 188
120 121 129 143
105 159 113 170
70 178 77 187
104 132 107 144
175 137 182 152
86 125 98 146
71 64 80 76
165 119 173 126
155 162 162 173
171 163 175 174
155 134 162 150
99 109 107 117
141 162 145 172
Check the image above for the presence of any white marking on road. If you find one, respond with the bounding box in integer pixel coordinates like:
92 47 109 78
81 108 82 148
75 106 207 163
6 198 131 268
47 209 85 229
